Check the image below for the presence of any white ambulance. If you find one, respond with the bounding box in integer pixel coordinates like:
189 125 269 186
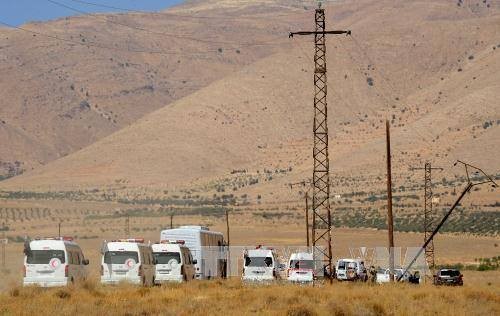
287 252 314 283
152 240 196 283
160 226 226 279
23 237 89 287
100 238 155 286
242 246 281 282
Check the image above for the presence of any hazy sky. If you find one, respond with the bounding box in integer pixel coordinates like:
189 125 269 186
0 0 183 26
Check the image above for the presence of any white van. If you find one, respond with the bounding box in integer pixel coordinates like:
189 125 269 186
152 240 196 283
100 238 155 286
287 252 314 283
23 237 89 287
160 226 226 279
336 258 367 281
242 246 280 282
376 268 411 283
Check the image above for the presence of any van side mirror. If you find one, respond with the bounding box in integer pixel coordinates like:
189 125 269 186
192 259 198 264
83 259 90 265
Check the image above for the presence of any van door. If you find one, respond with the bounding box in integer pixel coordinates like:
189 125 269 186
153 250 182 279
103 250 140 280
25 249 67 283
245 256 274 279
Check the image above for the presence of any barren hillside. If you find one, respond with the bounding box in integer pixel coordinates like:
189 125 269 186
0 0 499 209
0 0 306 178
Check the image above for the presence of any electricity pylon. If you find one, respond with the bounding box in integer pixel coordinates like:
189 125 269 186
289 3 350 281
411 162 442 281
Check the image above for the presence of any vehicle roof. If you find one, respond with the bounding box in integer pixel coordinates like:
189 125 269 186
161 227 223 236
439 268 460 271
29 239 79 250
337 258 363 262
105 241 147 250
289 252 313 260
151 243 187 252
247 249 274 256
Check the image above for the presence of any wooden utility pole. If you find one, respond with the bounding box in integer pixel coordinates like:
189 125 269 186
1 222 6 269
386 120 395 282
305 193 310 248
225 209 230 277
58 221 61 238
170 213 174 229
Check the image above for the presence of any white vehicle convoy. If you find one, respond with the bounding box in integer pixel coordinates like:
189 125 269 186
160 226 226 279
100 239 155 286
152 240 196 283
336 258 367 281
242 246 281 282
287 252 314 283
23 237 89 287
376 268 411 283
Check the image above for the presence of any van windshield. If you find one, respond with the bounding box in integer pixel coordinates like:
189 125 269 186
338 261 357 270
245 256 273 267
103 251 139 264
26 250 65 264
289 260 314 270
153 252 181 265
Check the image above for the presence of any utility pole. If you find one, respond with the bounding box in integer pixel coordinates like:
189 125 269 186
289 3 350 282
410 162 443 281
58 221 61 238
225 209 230 277
125 213 130 238
289 181 311 248
1 221 6 270
170 213 174 229
399 161 497 280
305 192 310 248
386 120 395 282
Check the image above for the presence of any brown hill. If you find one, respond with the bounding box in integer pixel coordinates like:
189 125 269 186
0 0 303 178
1 0 499 205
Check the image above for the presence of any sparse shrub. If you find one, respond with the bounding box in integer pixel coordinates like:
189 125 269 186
287 305 316 316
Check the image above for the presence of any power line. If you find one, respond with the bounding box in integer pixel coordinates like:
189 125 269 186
68 0 301 21
45 0 289 48
0 19 224 56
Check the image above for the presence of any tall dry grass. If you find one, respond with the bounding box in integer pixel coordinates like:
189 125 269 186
0 279 498 316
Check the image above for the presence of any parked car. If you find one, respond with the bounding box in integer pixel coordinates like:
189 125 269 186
152 240 196 283
242 246 281 282
287 252 314 283
376 268 411 283
336 258 367 281
23 236 89 287
100 238 155 286
433 269 463 286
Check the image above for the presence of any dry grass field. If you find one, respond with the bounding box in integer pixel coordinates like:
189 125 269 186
0 277 499 316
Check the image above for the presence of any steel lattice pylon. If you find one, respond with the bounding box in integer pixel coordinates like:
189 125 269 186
411 162 442 280
289 6 350 279
423 162 435 276
311 8 332 276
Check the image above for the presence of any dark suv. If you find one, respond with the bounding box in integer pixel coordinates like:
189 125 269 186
433 269 463 286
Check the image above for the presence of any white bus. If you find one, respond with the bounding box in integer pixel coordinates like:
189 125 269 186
160 226 226 279
23 237 89 287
